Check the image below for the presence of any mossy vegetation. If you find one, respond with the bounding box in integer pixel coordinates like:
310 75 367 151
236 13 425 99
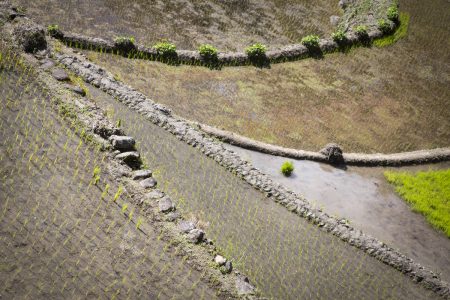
301 35 320 48
385 169 450 238
374 12 409 47
153 40 177 58
245 43 267 59
280 161 294 177
198 44 218 60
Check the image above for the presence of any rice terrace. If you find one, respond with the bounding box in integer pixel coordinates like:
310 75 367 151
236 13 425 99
0 0 449 298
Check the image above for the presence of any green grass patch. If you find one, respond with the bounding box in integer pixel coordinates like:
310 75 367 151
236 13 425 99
385 169 450 237
374 12 410 47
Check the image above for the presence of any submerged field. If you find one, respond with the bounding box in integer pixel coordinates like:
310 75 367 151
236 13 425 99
88 85 436 299
13 0 340 51
84 0 450 153
0 52 218 299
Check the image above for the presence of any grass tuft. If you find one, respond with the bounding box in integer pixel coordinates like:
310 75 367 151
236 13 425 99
374 12 410 47
385 169 450 238
281 161 294 177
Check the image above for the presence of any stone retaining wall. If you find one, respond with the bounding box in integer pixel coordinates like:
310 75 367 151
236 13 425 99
53 47 450 298
200 124 450 166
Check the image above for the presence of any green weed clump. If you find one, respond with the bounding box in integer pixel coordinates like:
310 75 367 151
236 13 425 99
47 24 62 38
387 6 399 22
331 30 347 43
301 35 320 48
153 40 177 58
374 12 409 47
245 43 267 59
355 25 368 37
198 44 218 60
385 169 450 237
281 161 294 177
114 36 136 54
378 19 392 34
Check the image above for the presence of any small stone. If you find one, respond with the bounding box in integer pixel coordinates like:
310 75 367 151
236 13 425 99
146 190 164 200
70 86 86 96
51 68 70 81
159 196 175 213
39 59 54 70
235 276 255 296
187 229 204 244
165 212 180 222
109 135 135 151
179 221 196 233
214 255 226 266
115 151 141 169
140 177 157 189
132 169 152 180
330 15 341 26
224 260 233 273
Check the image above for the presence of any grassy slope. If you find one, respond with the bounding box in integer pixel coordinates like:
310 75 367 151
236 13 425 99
385 169 450 238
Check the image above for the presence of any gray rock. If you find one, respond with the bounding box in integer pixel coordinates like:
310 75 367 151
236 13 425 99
65 84 86 96
224 260 233 272
320 143 344 163
13 21 47 53
139 177 157 189
109 135 135 151
159 196 175 213
338 0 351 9
132 169 152 180
165 211 180 222
39 59 55 70
330 15 341 26
115 151 141 169
235 276 255 296
214 255 226 266
51 68 70 81
146 190 164 200
179 221 196 233
187 229 204 244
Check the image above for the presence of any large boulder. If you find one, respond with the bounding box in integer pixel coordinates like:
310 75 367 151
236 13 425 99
14 21 47 53
320 143 344 163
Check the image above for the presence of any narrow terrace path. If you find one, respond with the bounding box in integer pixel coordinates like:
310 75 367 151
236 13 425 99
89 86 438 299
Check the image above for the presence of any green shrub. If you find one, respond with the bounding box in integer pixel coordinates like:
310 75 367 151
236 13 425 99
374 12 410 47
245 43 267 59
153 40 177 57
114 36 136 54
198 44 218 59
47 24 63 38
355 25 368 37
301 35 320 48
331 30 347 43
387 6 399 21
114 36 135 45
280 161 294 177
378 19 392 34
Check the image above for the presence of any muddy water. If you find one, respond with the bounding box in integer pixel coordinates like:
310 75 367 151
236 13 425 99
14 0 340 51
227 144 450 282
88 86 438 299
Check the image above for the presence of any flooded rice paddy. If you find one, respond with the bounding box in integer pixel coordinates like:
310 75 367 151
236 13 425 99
0 55 218 299
88 84 437 299
226 144 450 283
14 0 340 51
